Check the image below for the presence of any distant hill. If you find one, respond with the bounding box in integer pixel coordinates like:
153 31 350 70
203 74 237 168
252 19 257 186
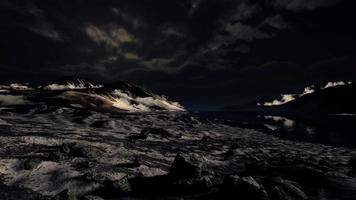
223 83 356 114
277 84 356 114
1 77 185 112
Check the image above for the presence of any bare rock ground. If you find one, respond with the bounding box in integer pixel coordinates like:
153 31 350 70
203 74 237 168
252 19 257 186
1 107 356 199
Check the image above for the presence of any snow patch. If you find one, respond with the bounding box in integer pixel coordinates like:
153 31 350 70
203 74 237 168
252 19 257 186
322 81 352 89
264 115 296 128
10 83 32 91
261 94 296 106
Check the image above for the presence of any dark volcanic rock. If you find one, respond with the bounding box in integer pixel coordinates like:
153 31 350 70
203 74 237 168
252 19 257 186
90 120 110 128
349 156 356 171
221 149 236 160
222 175 241 190
293 165 326 183
116 158 140 168
127 128 171 140
169 154 207 180
141 127 171 137
47 151 61 161
72 158 90 169
0 182 46 200
51 189 71 200
89 175 132 199
23 158 41 170
222 175 269 200
127 132 148 140
82 195 104 200
128 174 215 197
45 143 87 161
269 179 307 200
61 143 86 158
113 154 213 198
113 175 132 194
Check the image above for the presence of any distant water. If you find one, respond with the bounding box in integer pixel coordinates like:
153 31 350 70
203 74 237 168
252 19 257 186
193 111 356 148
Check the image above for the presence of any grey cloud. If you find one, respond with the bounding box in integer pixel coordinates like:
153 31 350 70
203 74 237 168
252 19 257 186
141 58 176 72
261 15 288 30
198 21 269 58
162 27 186 38
188 0 205 16
111 8 142 30
275 0 341 11
85 25 137 49
28 24 62 40
0 1 63 41
231 2 258 21
225 22 270 42
124 53 141 60
233 45 251 54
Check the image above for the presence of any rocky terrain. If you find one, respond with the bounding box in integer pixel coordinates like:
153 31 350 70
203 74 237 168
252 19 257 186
1 105 356 200
1 79 356 200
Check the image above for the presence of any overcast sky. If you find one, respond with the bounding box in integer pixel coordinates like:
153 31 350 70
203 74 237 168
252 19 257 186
1 0 355 109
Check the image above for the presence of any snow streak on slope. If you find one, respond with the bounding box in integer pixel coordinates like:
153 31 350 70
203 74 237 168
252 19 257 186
260 81 353 106
44 79 103 90
110 90 185 111
323 81 352 89
261 94 296 106
58 90 185 112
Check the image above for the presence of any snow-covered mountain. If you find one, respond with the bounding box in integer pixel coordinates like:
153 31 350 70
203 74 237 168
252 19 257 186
0 77 185 112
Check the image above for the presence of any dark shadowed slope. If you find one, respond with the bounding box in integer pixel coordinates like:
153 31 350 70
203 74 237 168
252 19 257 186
277 84 356 114
224 83 356 115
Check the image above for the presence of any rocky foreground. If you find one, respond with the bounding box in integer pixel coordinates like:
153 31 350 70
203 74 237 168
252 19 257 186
1 107 356 200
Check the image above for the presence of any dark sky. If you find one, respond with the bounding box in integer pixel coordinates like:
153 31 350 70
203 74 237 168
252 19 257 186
1 0 356 109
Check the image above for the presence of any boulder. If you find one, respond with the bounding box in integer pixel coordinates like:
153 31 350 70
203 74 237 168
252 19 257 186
88 175 132 198
223 175 241 190
113 176 132 194
71 158 90 169
90 120 110 128
23 158 41 170
169 153 207 180
61 143 86 157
